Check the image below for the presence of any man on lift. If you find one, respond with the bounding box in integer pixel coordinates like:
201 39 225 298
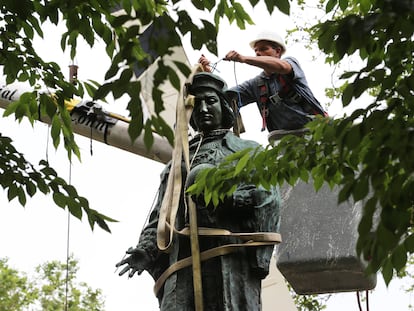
199 30 327 133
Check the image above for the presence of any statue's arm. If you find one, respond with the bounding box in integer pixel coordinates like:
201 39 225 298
116 166 171 278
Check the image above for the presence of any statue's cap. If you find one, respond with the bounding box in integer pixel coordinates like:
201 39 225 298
188 72 231 99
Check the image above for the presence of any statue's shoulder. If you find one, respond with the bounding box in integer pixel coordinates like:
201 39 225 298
224 132 261 152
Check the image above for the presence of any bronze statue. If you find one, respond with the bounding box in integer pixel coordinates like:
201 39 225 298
116 72 281 310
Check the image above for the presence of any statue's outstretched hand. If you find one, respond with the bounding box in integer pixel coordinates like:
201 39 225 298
116 247 151 278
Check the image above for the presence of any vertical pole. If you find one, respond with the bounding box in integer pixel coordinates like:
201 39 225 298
69 63 78 85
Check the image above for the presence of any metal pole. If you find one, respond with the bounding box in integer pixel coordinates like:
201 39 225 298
0 81 173 164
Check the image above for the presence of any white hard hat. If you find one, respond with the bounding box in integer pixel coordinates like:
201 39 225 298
249 31 287 54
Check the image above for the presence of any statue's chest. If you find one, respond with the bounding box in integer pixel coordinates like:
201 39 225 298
190 140 231 167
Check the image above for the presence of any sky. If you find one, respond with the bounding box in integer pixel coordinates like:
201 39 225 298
0 2 413 311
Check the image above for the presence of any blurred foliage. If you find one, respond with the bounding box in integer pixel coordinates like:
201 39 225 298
0 256 105 310
287 283 329 311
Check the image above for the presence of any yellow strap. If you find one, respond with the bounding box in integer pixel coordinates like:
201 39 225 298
156 65 203 252
153 238 281 296
156 64 205 310
177 226 282 242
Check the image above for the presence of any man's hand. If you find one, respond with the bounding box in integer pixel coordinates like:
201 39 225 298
223 50 245 63
198 54 212 72
116 247 151 278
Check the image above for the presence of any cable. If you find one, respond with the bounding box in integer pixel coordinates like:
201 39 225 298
209 59 222 74
232 61 243 109
64 162 72 311
45 125 50 163
356 290 370 311
357 291 362 310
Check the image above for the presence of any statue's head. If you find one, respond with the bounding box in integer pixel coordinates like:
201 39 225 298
187 72 235 133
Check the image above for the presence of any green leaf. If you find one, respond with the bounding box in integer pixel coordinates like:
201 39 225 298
53 192 67 208
17 187 27 206
352 176 369 201
359 0 372 13
342 82 354 107
68 200 83 220
7 184 18 201
377 223 398 252
391 244 407 272
204 189 212 206
326 0 337 13
234 152 250 176
168 67 181 91
63 184 78 197
340 71 359 79
22 21 34 39
143 120 154 150
273 0 290 15
94 82 112 100
25 181 37 197
338 182 353 203
381 258 393 285
404 234 414 252
338 0 348 11
83 81 98 98
51 115 61 149
112 14 130 27
233 2 254 28
344 125 361 150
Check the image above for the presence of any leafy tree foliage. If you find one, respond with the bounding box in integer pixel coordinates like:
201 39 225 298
0 134 115 232
0 256 105 311
0 258 38 310
287 283 329 311
188 0 414 285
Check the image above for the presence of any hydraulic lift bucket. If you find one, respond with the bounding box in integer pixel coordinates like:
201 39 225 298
275 181 377 295
268 129 376 295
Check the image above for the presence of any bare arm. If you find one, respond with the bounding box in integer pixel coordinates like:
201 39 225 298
224 51 292 76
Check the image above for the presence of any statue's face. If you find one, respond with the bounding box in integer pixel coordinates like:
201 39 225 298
192 88 223 132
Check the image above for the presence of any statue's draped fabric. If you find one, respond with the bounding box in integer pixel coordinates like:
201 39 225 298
138 131 281 311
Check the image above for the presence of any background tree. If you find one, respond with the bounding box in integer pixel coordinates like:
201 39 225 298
0 258 38 310
0 256 105 311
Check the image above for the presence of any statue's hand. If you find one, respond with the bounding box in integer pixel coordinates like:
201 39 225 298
116 247 151 278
